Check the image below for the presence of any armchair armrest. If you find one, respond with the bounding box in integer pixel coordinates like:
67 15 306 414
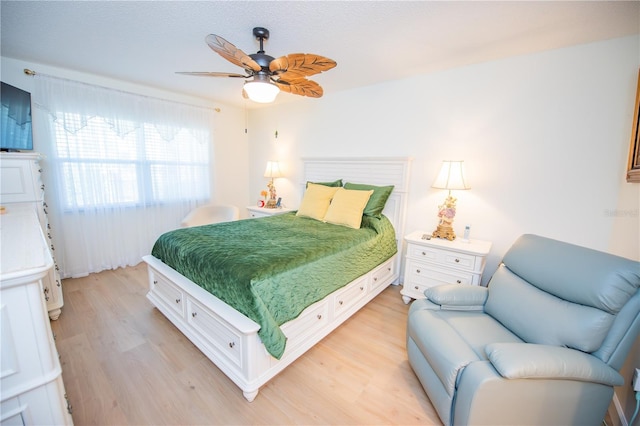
424 284 488 311
485 343 624 387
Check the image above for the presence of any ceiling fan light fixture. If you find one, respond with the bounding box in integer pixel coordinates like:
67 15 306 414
179 27 336 103
244 76 280 103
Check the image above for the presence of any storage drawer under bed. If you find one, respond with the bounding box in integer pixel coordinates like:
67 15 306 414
187 298 243 368
149 269 185 318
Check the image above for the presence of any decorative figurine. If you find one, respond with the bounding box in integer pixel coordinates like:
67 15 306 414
265 182 278 208
432 193 457 240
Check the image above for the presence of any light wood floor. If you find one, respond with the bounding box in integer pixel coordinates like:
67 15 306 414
51 263 442 425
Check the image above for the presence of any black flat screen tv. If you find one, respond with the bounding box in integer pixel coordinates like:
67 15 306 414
1 81 34 151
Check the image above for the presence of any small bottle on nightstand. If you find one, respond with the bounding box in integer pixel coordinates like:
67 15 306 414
460 225 471 243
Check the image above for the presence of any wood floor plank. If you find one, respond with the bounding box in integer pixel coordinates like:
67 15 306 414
55 333 129 424
50 264 443 425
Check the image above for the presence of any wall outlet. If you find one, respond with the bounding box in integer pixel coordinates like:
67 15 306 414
634 368 640 392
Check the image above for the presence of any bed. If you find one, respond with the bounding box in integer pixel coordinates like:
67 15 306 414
142 157 411 401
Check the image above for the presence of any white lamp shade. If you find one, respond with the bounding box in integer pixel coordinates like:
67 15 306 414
432 160 470 190
264 161 283 179
244 78 280 103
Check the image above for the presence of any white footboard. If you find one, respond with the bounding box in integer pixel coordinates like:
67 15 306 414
143 254 397 402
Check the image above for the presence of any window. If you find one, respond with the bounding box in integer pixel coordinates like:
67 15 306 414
53 114 209 209
33 73 215 277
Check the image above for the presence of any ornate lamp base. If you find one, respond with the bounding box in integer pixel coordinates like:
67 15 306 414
265 179 278 208
432 224 456 241
265 198 278 208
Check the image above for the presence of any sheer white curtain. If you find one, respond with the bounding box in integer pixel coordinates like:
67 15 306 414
32 74 213 278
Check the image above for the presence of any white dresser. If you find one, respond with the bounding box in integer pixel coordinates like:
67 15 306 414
0 152 64 320
0 211 73 425
401 231 492 303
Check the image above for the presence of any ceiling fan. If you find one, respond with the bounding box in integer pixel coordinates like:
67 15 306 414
177 27 337 103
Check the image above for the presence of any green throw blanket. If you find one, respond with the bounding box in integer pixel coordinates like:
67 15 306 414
151 212 397 359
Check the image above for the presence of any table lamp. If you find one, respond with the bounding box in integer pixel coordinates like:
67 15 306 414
264 161 282 208
431 160 470 240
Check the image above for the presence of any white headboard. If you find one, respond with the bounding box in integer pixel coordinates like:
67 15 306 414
301 157 412 251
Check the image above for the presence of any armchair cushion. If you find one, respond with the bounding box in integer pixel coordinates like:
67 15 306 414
424 284 488 310
485 265 614 352
502 234 639 314
408 306 523 394
486 343 624 386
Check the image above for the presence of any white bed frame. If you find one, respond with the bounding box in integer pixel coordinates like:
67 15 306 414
143 157 411 402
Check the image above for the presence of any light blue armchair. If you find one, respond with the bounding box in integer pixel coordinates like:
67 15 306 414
407 234 640 425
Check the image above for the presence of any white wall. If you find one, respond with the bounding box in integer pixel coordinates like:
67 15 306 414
0 56 250 212
248 35 640 280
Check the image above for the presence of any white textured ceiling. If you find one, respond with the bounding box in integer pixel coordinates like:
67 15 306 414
2 1 639 108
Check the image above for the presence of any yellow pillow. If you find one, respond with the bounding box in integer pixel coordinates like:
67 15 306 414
296 183 340 221
323 188 374 229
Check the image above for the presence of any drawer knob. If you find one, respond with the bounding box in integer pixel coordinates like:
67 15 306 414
414 286 419 290
359 286 364 291
416 269 421 274
387 267 391 271
175 298 181 304
421 251 426 256
455 258 460 263
317 314 322 320
339 300 344 305
373 277 378 281
192 312 197 318
456 280 462 284
229 342 235 349
153 280 158 285
65 393 73 415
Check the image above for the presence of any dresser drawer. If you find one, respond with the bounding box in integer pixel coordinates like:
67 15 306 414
403 281 430 299
407 243 477 271
333 276 368 317
187 298 243 367
281 299 330 356
0 378 72 426
406 259 474 287
370 257 395 291
150 271 185 318
0 157 40 203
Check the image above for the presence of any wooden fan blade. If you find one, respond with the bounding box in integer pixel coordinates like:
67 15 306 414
205 34 262 72
176 71 249 78
275 78 324 98
269 53 336 80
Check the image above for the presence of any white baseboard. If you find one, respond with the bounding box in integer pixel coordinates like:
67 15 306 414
611 393 628 426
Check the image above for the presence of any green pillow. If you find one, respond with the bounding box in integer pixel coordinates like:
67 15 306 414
343 182 394 217
306 179 343 188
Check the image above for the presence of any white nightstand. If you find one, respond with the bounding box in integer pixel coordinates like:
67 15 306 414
247 206 294 218
401 231 492 304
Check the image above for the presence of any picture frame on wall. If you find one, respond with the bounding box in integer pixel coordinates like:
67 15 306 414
627 69 640 183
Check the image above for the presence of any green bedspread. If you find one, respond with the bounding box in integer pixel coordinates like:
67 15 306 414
151 212 397 359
